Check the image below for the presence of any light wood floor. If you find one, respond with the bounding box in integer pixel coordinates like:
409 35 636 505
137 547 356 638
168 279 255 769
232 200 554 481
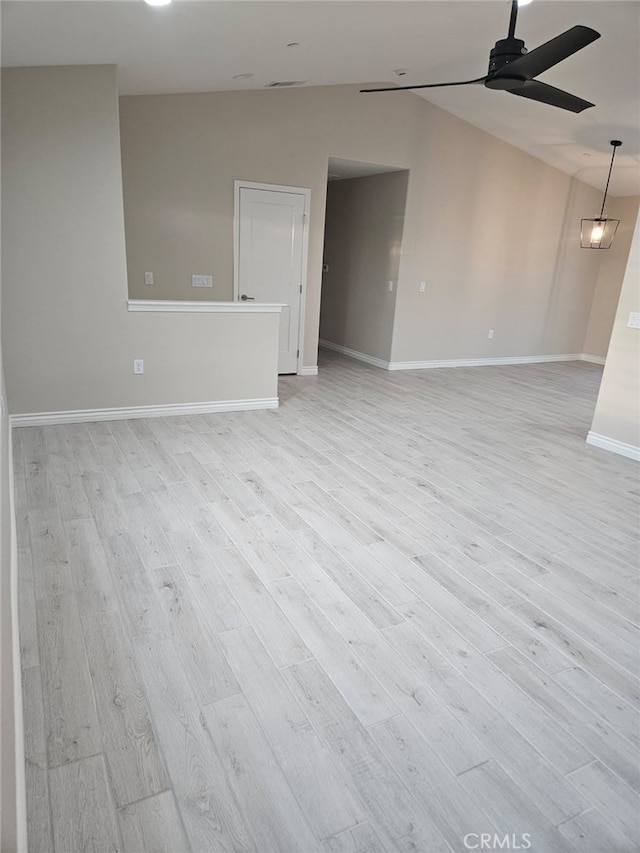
15 352 640 853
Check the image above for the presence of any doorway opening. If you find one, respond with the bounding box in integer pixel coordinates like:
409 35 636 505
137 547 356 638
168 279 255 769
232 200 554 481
319 158 410 371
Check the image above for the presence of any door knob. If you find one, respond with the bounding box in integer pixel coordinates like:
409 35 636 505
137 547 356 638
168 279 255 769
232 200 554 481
240 294 255 301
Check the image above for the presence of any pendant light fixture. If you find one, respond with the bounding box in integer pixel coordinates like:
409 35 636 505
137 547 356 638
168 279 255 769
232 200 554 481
581 140 622 249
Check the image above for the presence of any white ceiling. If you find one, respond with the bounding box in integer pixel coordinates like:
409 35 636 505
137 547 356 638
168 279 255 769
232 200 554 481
2 0 639 195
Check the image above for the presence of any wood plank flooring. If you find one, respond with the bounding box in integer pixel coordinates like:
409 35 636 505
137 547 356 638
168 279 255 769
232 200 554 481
15 352 640 853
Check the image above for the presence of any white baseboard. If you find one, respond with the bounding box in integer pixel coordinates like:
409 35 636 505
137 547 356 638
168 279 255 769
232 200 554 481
298 366 318 376
320 342 607 372
319 340 390 370
586 432 640 461
388 354 584 371
10 397 279 428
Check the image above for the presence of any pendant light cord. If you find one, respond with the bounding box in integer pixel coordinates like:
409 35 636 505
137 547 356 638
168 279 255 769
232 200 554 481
599 142 621 220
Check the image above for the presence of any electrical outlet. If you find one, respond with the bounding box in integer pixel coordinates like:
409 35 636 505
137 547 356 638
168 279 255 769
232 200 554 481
388 281 394 292
419 281 426 293
133 359 144 374
488 329 494 339
144 272 154 285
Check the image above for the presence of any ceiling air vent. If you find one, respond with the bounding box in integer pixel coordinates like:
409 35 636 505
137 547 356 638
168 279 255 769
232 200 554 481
265 81 307 88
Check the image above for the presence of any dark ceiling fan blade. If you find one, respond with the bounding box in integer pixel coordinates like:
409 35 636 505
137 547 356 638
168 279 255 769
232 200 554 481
493 25 600 81
509 79 595 113
361 76 487 93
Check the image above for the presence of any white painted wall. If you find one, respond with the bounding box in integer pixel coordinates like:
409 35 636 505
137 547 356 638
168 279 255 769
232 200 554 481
589 213 640 456
583 196 640 360
0 323 19 853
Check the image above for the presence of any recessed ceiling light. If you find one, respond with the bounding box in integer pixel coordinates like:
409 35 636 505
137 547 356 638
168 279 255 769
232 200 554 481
286 42 300 48
517 0 533 6
232 74 254 80
394 69 408 77
144 0 172 7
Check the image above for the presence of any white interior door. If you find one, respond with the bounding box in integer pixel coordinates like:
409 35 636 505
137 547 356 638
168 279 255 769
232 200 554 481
235 183 308 374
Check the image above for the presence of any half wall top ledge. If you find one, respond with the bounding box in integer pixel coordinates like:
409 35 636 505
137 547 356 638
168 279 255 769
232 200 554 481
127 300 285 313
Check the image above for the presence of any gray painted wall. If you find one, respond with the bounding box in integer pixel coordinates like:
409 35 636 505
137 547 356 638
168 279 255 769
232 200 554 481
320 171 409 362
1 67 280 417
119 84 625 368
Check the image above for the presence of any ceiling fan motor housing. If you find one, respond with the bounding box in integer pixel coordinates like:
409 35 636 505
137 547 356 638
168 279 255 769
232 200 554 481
486 38 527 88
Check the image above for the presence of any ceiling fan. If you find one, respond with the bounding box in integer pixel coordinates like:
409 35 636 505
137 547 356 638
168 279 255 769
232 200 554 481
361 0 600 113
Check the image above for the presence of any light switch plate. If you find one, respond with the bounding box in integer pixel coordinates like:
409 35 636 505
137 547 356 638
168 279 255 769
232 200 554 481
627 312 640 329
144 272 154 285
192 275 213 288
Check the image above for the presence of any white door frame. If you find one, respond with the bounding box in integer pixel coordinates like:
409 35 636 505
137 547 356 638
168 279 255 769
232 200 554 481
234 180 311 376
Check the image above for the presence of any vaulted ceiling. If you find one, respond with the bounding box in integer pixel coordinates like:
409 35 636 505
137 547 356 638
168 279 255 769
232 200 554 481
2 0 639 194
